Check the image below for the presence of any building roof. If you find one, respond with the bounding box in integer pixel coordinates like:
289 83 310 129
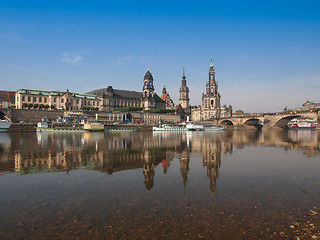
160 93 167 101
144 70 153 80
17 89 100 100
0 91 16 102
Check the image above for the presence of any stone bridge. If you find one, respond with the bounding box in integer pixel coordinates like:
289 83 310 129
214 109 320 129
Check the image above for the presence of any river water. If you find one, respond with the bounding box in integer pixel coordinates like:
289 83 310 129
0 129 319 239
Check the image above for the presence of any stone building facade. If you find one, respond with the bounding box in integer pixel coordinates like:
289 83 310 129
87 69 166 111
15 89 101 111
191 59 232 121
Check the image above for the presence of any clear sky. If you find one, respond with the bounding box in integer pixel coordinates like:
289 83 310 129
1 0 319 113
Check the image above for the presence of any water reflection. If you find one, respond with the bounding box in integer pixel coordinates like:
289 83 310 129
0 129 319 192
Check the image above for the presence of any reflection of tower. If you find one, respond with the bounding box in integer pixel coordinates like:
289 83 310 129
143 163 155 192
179 150 190 188
143 150 155 192
202 141 222 194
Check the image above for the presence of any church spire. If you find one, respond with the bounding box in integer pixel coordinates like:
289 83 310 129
210 57 214 69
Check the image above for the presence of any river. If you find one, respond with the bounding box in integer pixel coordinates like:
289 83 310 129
0 129 319 239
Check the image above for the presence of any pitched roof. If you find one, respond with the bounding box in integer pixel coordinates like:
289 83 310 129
17 89 100 100
0 91 16 102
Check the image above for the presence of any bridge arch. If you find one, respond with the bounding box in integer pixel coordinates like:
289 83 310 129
220 120 234 125
275 115 301 129
244 118 262 127
0 111 5 120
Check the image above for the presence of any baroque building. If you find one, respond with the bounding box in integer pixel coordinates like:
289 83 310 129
191 59 232 121
179 67 190 111
15 89 101 111
87 69 166 111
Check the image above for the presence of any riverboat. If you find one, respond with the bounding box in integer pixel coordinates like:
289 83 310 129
83 122 104 132
186 123 204 131
153 124 187 131
203 125 226 131
0 116 12 132
36 121 85 132
287 121 317 130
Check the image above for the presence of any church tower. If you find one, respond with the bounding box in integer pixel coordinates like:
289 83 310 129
179 66 190 109
201 58 221 119
142 69 155 110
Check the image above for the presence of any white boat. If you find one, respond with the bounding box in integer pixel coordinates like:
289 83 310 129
287 120 317 130
203 125 226 131
186 123 204 131
153 124 187 131
0 116 12 132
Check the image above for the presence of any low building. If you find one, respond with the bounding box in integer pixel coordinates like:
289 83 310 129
15 89 101 111
0 91 16 108
303 101 320 109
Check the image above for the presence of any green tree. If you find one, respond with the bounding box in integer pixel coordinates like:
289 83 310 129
39 104 45 109
22 103 28 108
28 103 33 109
50 105 55 110
45 105 50 109
34 104 39 109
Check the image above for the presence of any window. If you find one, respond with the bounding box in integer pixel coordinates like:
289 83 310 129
70 99 73 103
44 98 47 103
66 99 69 103
97 102 99 106
93 101 95 106
22 96 25 101
39 97 42 102
54 97 56 103
28 96 31 102
88 101 91 106
76 99 79 104
61 98 64 103
33 97 36 102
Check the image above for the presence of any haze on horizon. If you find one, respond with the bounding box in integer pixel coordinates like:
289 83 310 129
0 0 319 113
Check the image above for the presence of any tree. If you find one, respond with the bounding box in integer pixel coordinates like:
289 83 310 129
22 103 28 108
45 105 50 109
50 105 55 110
28 103 33 109
39 104 45 109
34 104 39 109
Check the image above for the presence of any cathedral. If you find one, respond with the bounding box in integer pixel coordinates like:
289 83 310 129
15 59 231 123
191 59 232 121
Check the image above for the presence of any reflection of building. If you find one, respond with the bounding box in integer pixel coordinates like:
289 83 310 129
179 149 190 188
191 59 232 121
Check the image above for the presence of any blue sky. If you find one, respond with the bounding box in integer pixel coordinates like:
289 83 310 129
1 0 319 112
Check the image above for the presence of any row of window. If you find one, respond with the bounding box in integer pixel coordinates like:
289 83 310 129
114 100 139 107
20 95 99 106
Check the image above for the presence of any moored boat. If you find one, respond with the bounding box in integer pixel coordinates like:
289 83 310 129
153 124 187 131
0 116 12 132
186 123 204 131
287 121 317 130
203 125 226 131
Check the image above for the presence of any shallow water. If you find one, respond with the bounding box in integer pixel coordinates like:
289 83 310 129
0 129 319 239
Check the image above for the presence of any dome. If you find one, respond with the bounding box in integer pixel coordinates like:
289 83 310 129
144 70 153 80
